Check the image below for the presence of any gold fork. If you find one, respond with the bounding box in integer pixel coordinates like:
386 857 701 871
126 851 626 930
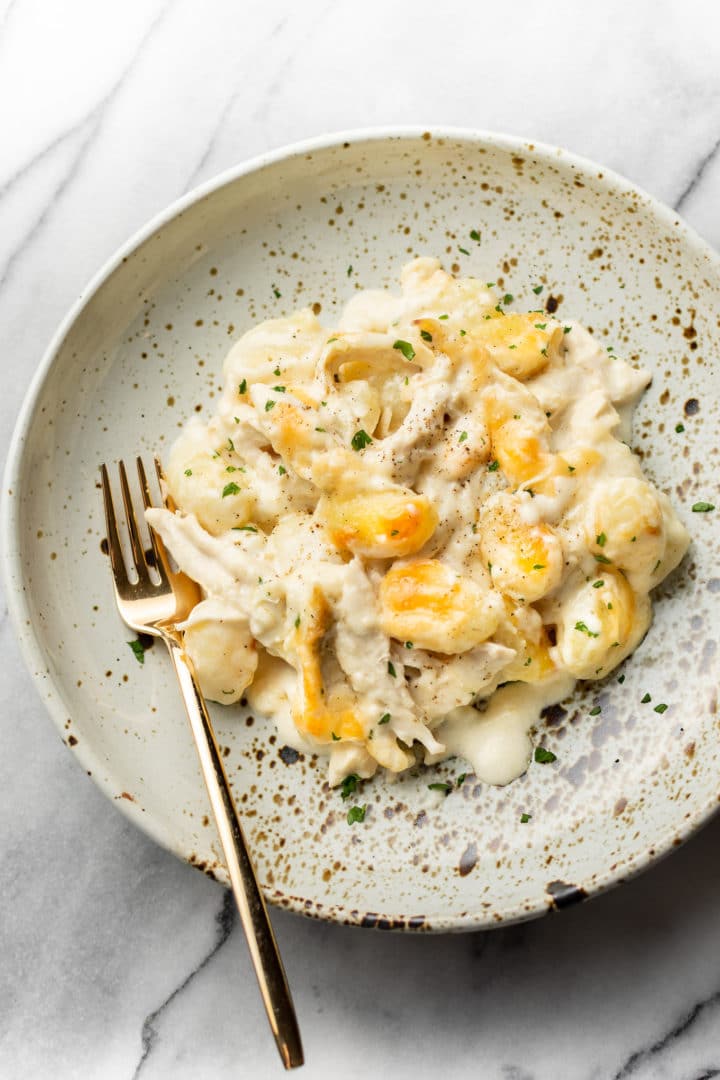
100 457 304 1071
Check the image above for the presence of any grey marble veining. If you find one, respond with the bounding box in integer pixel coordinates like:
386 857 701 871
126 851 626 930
2 0 720 1076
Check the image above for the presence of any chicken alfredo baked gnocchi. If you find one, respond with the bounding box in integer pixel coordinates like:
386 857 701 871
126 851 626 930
146 258 689 788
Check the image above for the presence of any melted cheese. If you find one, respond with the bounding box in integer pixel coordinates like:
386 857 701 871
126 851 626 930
147 257 690 790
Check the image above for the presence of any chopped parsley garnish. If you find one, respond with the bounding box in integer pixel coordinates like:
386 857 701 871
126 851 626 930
420 329 433 342
488 459 500 472
227 438 235 452
127 639 146 665
486 282 496 288
226 465 237 473
503 293 514 305
692 502 715 512
593 580 605 588
589 705 601 716
340 773 360 800
534 322 547 330
264 400 276 412
278 465 287 475
239 379 247 394
438 313 449 320
675 423 685 433
594 553 612 565
327 337 338 344
458 246 470 255
617 673 625 684
459 431 468 443
393 339 416 361
520 812 532 822
184 468 192 476
596 532 607 547
532 285 543 294
351 429 373 451
654 703 668 714
273 287 281 298
379 713 391 725
232 524 257 532
347 265 353 277
532 563 545 571
405 641 413 649
641 692 651 704
272 385 286 393
457 774 466 786
315 426 326 433
567 464 576 472
494 304 505 314
563 325 572 334
331 732 340 741
347 804 367 825
470 229 481 242
534 747 557 764
294 615 301 628
575 621 599 638
428 782 451 795
390 529 399 536
273 366 281 376
387 661 397 678
222 482 240 497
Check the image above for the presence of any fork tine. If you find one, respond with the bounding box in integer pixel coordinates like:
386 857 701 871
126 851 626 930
118 460 148 580
155 455 178 512
100 464 128 588
136 456 171 586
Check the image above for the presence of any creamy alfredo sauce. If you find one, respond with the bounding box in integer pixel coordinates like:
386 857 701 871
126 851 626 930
147 258 689 788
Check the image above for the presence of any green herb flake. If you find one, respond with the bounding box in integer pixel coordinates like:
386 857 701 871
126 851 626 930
503 293 514 305
273 366 281 376
405 641 413 649
675 423 685 433
393 339 416 361
239 379 247 395
533 285 544 295
589 705 602 716
315 427 326 433
575 621 599 638
272 385 286 393
420 329 433 342
379 713 391 725
388 661 397 678
593 580 605 588
534 746 557 764
438 313 449 320
567 464 576 473
520 812 532 823
184 468 192 476
563 325 572 334
351 429 373 451
617 673 626 683
347 804 367 825
470 229 481 242
226 466 237 473
594 553 612 565
278 465 287 475
273 287 281 298
232 524 257 532
456 773 466 786
494 304 505 314
227 438 235 452
222 482 241 497
654 703 668 714
331 732 340 741
264 400 276 412
458 246 470 256
294 615 301 628
458 430 468 443
692 502 715 513
127 639 146 665
488 459 500 472
486 282 496 288
428 782 451 795
327 337 338 344
347 265 353 277
596 532 607 547
641 692 651 704
340 774 360 799
532 563 545 571
534 322 547 330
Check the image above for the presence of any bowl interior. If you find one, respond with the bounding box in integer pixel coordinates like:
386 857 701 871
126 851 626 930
6 131 720 929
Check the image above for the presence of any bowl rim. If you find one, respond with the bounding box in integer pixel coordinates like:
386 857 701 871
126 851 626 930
3 124 719 931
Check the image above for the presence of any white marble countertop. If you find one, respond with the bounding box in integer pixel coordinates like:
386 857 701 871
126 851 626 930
2 1 720 1076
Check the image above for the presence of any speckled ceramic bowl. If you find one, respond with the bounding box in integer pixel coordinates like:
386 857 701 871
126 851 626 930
3 129 719 931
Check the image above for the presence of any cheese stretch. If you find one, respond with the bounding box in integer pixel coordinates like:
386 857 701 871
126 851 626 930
147 258 689 787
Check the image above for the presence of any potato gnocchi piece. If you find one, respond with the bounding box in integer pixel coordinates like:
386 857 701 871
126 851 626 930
320 489 438 559
554 571 651 679
473 311 563 380
480 493 564 602
165 422 255 536
223 309 325 392
586 477 665 587
378 558 502 653
182 600 257 704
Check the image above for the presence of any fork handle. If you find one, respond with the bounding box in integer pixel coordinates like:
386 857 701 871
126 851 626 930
163 633 304 1070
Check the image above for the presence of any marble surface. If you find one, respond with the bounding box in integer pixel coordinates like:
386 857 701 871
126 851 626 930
2 0 720 1076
